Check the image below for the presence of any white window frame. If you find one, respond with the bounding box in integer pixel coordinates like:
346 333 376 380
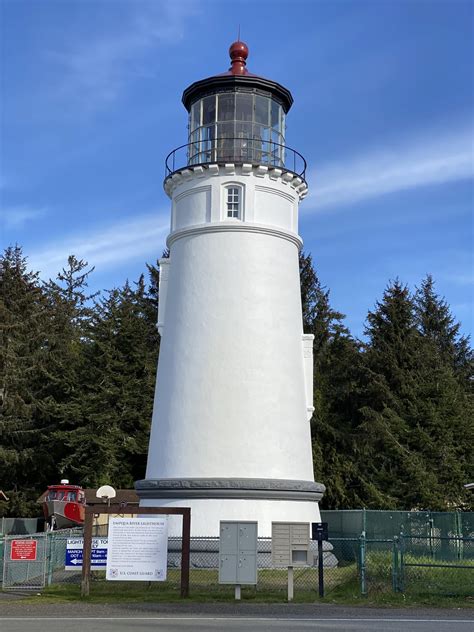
224 184 244 220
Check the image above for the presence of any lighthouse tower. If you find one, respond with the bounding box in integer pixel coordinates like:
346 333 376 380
136 42 325 536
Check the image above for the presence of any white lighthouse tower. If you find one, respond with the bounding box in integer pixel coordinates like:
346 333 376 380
136 42 325 536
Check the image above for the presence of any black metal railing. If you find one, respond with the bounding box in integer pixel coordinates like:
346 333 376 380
165 138 306 181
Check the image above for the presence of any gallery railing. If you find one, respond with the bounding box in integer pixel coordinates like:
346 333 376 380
165 138 307 181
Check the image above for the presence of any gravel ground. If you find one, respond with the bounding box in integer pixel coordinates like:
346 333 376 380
0 599 473 619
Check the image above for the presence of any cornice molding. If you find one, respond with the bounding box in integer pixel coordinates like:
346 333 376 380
164 163 309 201
166 221 303 250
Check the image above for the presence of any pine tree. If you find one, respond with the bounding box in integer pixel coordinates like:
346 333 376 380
0 246 49 514
355 279 474 510
413 275 473 509
36 256 97 484
59 274 159 487
415 275 473 386
299 252 362 508
356 280 435 508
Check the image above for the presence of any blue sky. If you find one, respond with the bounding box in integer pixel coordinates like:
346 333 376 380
1 0 473 338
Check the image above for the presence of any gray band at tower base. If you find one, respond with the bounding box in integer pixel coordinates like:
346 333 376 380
135 478 325 502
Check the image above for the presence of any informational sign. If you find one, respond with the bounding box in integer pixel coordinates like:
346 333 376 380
106 516 168 582
10 540 37 561
65 538 108 570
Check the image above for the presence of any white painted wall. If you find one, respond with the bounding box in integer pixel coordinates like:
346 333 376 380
140 497 321 538
147 226 313 479
143 165 319 535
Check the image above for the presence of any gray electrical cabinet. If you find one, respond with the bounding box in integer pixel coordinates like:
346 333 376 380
219 521 258 585
272 522 310 567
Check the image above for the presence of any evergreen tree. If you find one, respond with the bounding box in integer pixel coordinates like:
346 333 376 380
414 275 473 508
299 252 363 508
36 256 97 483
356 280 435 508
59 274 159 487
357 279 473 510
415 274 473 386
0 246 49 514
299 251 348 364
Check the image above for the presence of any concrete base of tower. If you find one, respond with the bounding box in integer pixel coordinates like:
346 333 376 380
135 477 325 537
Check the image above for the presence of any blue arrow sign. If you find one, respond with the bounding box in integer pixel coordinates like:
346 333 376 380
65 538 108 570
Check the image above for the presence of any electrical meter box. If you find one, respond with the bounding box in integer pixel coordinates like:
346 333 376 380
218 521 258 585
271 522 310 567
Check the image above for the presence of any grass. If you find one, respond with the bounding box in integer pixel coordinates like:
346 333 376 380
3 541 472 609
6 563 473 609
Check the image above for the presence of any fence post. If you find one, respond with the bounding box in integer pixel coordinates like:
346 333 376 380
392 535 402 592
399 532 405 593
392 537 397 592
455 511 463 561
428 517 434 559
1 535 5 586
46 532 54 587
81 510 94 597
359 530 367 596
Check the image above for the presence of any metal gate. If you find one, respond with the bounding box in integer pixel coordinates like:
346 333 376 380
2 533 48 590
394 535 474 595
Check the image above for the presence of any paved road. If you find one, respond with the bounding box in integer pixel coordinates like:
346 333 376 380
0 602 473 632
1 615 474 632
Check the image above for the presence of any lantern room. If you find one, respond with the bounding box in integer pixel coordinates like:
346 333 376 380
180 41 296 171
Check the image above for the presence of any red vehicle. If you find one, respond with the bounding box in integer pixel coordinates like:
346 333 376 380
42 480 86 530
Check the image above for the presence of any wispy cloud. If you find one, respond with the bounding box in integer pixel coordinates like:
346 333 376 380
48 1 198 110
28 211 169 279
304 124 474 211
1 205 47 230
442 272 474 286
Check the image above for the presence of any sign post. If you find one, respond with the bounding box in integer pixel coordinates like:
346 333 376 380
311 522 328 598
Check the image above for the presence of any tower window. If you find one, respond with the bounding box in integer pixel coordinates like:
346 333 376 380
226 186 241 219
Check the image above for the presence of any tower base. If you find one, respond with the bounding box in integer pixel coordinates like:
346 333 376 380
135 478 325 537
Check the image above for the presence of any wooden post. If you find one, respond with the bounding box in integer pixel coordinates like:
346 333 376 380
181 508 191 598
288 565 294 601
81 509 94 597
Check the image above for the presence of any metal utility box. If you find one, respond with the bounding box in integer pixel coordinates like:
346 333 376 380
219 521 258 585
272 522 310 567
311 522 329 542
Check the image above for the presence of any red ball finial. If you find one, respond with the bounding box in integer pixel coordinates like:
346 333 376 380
228 40 249 75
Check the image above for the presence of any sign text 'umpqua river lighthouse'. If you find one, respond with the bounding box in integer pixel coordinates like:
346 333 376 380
136 42 325 536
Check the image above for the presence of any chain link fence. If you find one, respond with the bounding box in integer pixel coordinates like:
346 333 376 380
1 512 473 599
2 533 48 590
397 535 474 596
1 528 83 590
320 509 474 540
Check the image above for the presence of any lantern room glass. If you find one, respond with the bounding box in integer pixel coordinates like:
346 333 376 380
188 92 286 167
